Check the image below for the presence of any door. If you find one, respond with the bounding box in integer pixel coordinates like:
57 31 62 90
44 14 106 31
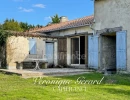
46 42 54 67
88 35 98 69
58 38 67 66
71 38 79 64
116 31 127 70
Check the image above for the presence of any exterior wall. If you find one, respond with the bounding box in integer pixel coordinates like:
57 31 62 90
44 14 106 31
6 36 58 69
94 0 130 71
49 26 93 68
49 26 93 36
6 36 29 69
6 26 92 69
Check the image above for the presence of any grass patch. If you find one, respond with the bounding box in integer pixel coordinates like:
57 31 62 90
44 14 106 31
0 72 130 100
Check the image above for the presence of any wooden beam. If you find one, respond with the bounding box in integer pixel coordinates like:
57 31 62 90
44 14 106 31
96 27 122 35
65 32 93 37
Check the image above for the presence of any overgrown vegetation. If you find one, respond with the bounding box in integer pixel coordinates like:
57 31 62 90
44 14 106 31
1 18 43 32
3 19 23 32
0 30 12 46
0 30 12 68
0 73 130 100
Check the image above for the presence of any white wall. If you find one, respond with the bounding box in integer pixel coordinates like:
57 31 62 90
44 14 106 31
50 26 93 36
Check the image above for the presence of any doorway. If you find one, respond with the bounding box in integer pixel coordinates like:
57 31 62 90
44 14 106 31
46 42 54 68
101 31 127 72
71 36 86 65
101 33 116 72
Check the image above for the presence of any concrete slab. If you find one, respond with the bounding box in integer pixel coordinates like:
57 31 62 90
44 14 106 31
0 68 94 78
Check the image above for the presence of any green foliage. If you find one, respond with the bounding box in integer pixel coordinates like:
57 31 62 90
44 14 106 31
0 30 12 46
36 24 42 28
2 18 43 32
0 24 3 29
19 22 29 32
19 22 36 32
51 14 60 24
3 19 23 32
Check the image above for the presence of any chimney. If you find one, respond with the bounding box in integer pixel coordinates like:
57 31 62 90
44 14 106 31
60 16 68 22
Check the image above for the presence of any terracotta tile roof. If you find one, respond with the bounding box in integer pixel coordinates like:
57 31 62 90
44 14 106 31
29 15 94 33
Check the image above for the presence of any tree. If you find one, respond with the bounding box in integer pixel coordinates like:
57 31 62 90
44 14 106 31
19 22 29 32
2 18 44 32
36 24 40 28
3 19 23 32
36 24 43 28
0 24 3 29
50 14 60 24
4 19 9 23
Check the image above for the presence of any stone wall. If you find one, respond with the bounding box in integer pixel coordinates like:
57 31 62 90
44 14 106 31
94 0 130 71
6 36 58 69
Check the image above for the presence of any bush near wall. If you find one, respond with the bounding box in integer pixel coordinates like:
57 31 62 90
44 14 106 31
0 30 12 68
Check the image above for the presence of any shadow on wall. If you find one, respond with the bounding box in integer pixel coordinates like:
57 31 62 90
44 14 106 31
0 46 6 69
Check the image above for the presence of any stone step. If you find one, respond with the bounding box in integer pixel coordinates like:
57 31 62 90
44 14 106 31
22 72 43 77
0 69 94 78
22 71 91 78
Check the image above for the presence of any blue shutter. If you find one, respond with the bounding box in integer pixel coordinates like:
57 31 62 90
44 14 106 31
116 31 127 70
88 35 98 69
46 43 54 65
29 39 37 54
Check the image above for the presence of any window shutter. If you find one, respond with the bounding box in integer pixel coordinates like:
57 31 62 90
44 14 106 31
29 39 37 54
88 35 99 69
116 31 127 70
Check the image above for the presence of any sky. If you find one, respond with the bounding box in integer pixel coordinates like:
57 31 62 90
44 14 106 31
0 0 94 26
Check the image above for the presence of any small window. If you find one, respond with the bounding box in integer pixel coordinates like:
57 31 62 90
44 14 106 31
29 39 37 54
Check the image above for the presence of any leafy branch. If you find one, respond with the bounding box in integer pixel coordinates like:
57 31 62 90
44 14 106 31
0 30 12 47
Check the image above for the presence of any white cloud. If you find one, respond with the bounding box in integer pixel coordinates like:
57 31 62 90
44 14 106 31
18 7 33 12
22 8 33 12
44 16 51 21
33 4 45 8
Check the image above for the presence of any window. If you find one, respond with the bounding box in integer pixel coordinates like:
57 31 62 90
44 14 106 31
29 39 37 54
